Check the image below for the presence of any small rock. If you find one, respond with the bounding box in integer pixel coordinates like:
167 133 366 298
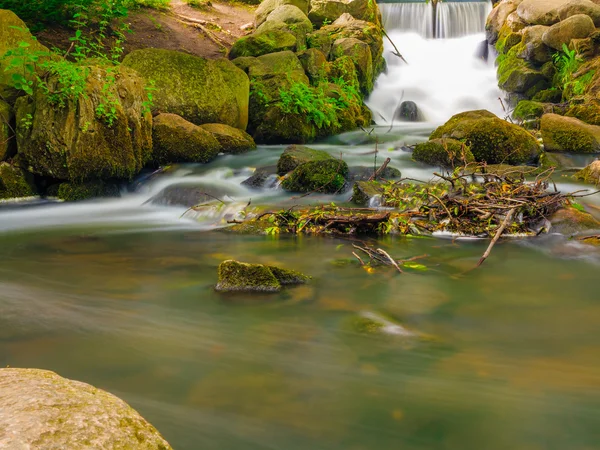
215 260 310 292
241 166 279 189
574 159 600 183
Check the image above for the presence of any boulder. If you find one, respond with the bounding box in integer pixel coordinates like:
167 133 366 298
14 65 152 182
0 368 172 449
413 138 475 167
486 0 523 43
152 113 221 164
430 110 541 164
297 48 330 84
54 181 120 201
395 101 419 122
532 88 563 102
241 165 279 189
519 25 553 63
566 100 600 125
255 0 309 27
266 4 312 27
0 162 35 199
229 29 297 58
541 113 600 152
557 0 600 26
347 165 401 182
215 260 310 292
308 0 381 27
516 0 569 25
549 205 600 234
497 45 549 94
123 48 249 130
282 157 349 193
256 17 312 49
506 11 528 32
331 37 373 93
0 10 50 103
513 100 547 122
0 99 14 160
277 145 333 174
574 159 600 183
199 123 256 154
542 14 596 50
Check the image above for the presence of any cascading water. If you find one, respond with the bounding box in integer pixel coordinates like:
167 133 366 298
368 0 502 126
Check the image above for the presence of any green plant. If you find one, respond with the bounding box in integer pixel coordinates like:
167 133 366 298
553 43 595 99
20 113 33 130
141 79 156 116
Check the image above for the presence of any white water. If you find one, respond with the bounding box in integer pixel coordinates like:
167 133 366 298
436 2 492 39
381 3 433 38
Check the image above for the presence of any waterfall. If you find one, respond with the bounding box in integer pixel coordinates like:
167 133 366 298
380 1 493 38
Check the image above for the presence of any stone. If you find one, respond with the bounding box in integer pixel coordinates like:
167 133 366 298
0 368 172 449
308 0 381 27
549 205 600 234
297 48 330 84
54 181 120 201
0 99 14 160
486 0 523 43
215 260 310 292
241 165 279 189
557 0 600 26
229 29 297 58
430 110 541 164
266 4 311 27
282 158 349 193
14 65 152 182
413 138 475 167
255 0 309 27
574 159 600 183
331 37 373 93
0 162 35 199
497 45 549 94
517 0 569 26
347 165 401 183
541 113 600 152
351 180 384 206
519 25 552 63
277 144 333 174
395 101 419 122
256 18 312 49
152 113 221 164
123 48 249 130
513 100 547 121
542 14 596 50
199 123 256 154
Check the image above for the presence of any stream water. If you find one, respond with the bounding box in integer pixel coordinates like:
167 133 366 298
1 2 600 449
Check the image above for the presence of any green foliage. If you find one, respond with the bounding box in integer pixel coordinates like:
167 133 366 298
553 44 595 99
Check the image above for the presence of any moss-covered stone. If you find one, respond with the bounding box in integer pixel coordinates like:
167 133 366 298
549 205 600 235
542 14 596 51
413 138 475 167
518 24 552 64
0 162 35 199
495 24 522 54
431 110 541 165
277 144 333 174
215 259 309 292
14 65 152 182
152 113 220 164
297 48 331 84
308 0 381 27
532 88 562 103
55 180 120 201
574 159 600 184
541 113 600 152
513 100 546 121
0 99 14 160
123 48 249 129
282 158 349 193
331 37 373 94
253 105 319 144
229 29 297 58
566 100 600 125
199 123 256 154
255 0 309 27
351 180 384 206
0 368 172 449
497 44 548 95
255 18 312 50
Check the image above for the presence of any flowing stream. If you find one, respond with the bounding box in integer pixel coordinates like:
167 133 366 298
1 2 600 449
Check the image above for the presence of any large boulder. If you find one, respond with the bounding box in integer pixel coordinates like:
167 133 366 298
0 162 35 199
215 260 310 292
229 29 297 59
199 123 256 154
14 65 152 182
557 0 600 25
0 368 172 449
122 48 249 130
574 159 600 183
486 0 524 43
331 37 373 93
0 10 50 103
297 48 330 84
541 113 600 152
308 0 381 27
255 0 309 27
152 113 221 164
516 0 569 25
430 110 541 164
497 45 549 94
0 99 14 160
542 14 596 50
257 6 313 48
519 25 553 63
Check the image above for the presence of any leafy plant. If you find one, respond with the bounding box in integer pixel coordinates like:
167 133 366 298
553 43 595 99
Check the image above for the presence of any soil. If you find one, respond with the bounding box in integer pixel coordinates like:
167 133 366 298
35 0 256 60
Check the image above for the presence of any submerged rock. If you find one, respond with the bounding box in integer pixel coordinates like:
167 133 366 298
241 165 279 189
215 260 310 292
413 138 475 167
549 205 600 235
541 113 600 152
395 101 420 122
574 159 600 183
0 368 172 449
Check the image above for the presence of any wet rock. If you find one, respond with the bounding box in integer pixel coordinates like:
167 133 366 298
413 138 475 167
574 159 600 183
282 158 349 193
277 144 333 174
430 110 541 165
199 123 256 154
0 368 172 449
517 0 566 26
148 184 233 207
549 205 600 234
348 311 417 336
0 162 36 199
241 166 279 189
541 113 600 152
542 14 596 50
351 180 383 206
123 48 249 129
215 260 310 292
347 165 401 182
152 113 221 164
255 0 309 27
0 99 14 160
475 40 490 62
395 101 420 122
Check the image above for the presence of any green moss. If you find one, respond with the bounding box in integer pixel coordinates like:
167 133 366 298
352 180 383 206
277 144 332 174
495 24 522 55
215 260 310 292
229 30 297 58
351 316 384 334
513 100 546 123
541 114 600 153
55 181 119 201
199 123 256 154
413 138 474 167
566 102 600 125
0 163 35 199
268 266 311 284
282 159 349 193
430 110 496 139
574 161 600 184
532 88 562 103
497 44 547 95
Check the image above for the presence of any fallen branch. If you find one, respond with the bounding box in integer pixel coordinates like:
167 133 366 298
369 157 392 181
382 29 408 64
476 208 516 268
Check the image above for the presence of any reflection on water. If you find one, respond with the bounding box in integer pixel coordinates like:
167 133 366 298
0 230 599 449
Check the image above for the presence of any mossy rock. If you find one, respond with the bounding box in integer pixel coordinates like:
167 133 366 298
532 88 562 103
215 259 310 292
297 48 330 85
574 159 600 184
14 65 152 182
55 180 120 201
513 100 546 121
0 99 14 160
229 29 297 59
0 368 172 449
277 144 333 174
152 113 221 164
495 26 522 55
255 0 309 27
123 48 249 130
549 205 600 235
518 24 552 64
497 44 549 95
251 50 307 81
255 18 312 50
282 158 349 193
331 37 374 94
0 162 35 199
431 110 541 165
566 100 600 125
252 104 319 144
541 113 600 153
542 14 596 51
308 0 381 28
199 123 256 154
352 180 384 206
413 138 475 167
